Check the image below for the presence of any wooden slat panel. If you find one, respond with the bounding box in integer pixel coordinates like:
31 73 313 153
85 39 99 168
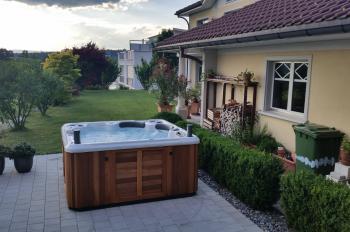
137 151 142 198
105 151 117 203
63 145 198 209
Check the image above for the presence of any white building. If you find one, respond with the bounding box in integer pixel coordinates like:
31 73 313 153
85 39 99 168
118 40 153 89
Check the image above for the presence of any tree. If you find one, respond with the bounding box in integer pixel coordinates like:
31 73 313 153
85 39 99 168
73 42 108 88
101 58 121 89
135 58 153 90
157 29 174 43
43 50 81 104
21 50 29 58
36 71 64 116
0 48 14 60
0 60 40 130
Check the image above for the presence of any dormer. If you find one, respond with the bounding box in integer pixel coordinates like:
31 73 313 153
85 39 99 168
176 0 260 29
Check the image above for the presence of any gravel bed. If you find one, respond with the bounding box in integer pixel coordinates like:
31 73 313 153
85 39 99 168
198 170 289 232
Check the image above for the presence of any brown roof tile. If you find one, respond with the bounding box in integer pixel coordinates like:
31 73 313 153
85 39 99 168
158 0 350 48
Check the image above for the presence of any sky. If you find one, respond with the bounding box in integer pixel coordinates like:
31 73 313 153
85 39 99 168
0 0 194 51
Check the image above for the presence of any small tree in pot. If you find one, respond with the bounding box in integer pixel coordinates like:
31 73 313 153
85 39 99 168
151 58 180 112
10 143 35 173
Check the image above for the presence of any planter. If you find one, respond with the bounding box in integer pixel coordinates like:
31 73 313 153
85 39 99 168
0 156 4 175
340 148 350 166
190 102 200 115
275 154 296 173
157 104 174 113
14 156 34 173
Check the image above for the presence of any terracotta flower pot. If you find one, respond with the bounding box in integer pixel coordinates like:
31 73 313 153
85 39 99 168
340 148 350 166
0 156 5 175
190 102 200 115
274 154 296 173
157 103 174 113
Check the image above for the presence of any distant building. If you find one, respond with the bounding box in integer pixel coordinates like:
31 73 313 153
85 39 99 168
117 28 186 90
118 40 153 89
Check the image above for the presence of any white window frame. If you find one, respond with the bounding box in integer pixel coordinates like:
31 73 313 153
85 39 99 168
261 56 312 123
197 18 209 26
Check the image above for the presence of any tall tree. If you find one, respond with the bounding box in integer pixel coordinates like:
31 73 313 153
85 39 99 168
43 50 81 104
157 29 174 43
0 48 14 60
73 42 108 88
135 58 153 90
101 58 121 89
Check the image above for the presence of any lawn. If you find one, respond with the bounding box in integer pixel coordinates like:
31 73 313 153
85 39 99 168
0 90 158 154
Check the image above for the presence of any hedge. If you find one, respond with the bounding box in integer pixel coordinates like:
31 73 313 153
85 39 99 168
176 121 284 210
151 112 183 124
281 171 350 232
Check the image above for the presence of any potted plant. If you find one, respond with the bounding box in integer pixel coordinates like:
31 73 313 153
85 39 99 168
239 69 255 85
189 86 201 115
340 137 350 166
201 70 217 81
151 58 181 113
0 145 11 175
10 143 35 173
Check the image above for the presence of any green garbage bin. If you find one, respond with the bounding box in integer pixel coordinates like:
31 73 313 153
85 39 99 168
293 123 344 175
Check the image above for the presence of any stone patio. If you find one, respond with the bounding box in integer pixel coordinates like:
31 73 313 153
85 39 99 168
0 154 261 232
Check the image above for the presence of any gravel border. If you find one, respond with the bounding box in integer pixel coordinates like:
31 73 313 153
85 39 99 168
198 170 289 232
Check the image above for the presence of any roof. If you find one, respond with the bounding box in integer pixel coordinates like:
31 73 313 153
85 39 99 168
175 1 202 16
157 0 350 50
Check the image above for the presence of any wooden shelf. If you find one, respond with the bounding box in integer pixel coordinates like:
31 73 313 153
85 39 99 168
206 78 258 87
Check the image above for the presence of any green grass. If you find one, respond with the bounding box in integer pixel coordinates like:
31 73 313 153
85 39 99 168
0 90 158 154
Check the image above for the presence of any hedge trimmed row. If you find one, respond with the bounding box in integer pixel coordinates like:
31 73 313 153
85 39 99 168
281 171 350 232
176 121 284 210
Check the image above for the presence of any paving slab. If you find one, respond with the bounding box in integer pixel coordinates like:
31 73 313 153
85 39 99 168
0 154 261 232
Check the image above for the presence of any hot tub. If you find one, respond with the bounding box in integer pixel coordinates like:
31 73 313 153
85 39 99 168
62 120 199 210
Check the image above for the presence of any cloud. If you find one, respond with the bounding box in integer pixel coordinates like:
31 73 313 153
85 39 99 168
7 0 148 9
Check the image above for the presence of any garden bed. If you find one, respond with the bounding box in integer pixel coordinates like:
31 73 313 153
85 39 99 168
199 170 289 232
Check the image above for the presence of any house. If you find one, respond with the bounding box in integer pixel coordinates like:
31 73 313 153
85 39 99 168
118 40 153 89
118 29 187 90
155 0 350 152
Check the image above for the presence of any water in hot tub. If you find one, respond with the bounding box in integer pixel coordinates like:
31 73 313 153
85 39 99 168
79 124 169 144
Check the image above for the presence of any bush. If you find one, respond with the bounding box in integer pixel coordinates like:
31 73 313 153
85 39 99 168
176 121 284 210
11 143 36 159
256 135 279 154
36 71 64 116
0 145 12 158
0 59 41 130
281 171 350 232
152 112 183 124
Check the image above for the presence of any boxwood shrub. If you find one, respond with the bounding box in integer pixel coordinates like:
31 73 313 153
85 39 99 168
152 112 183 124
176 121 284 210
281 171 350 232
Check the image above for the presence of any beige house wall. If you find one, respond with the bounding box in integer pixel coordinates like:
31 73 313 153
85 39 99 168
189 0 258 29
214 47 350 152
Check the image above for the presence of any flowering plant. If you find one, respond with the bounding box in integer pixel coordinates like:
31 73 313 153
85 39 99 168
151 58 185 106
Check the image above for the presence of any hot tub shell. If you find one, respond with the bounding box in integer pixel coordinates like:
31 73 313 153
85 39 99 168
62 120 199 210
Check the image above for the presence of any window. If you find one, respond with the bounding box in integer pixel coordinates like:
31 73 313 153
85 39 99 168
264 59 311 122
197 18 209 26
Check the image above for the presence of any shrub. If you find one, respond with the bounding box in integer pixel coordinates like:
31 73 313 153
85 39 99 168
0 145 12 158
281 171 350 232
11 143 36 159
256 135 279 154
152 112 183 124
0 59 41 130
36 71 64 116
176 121 284 210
